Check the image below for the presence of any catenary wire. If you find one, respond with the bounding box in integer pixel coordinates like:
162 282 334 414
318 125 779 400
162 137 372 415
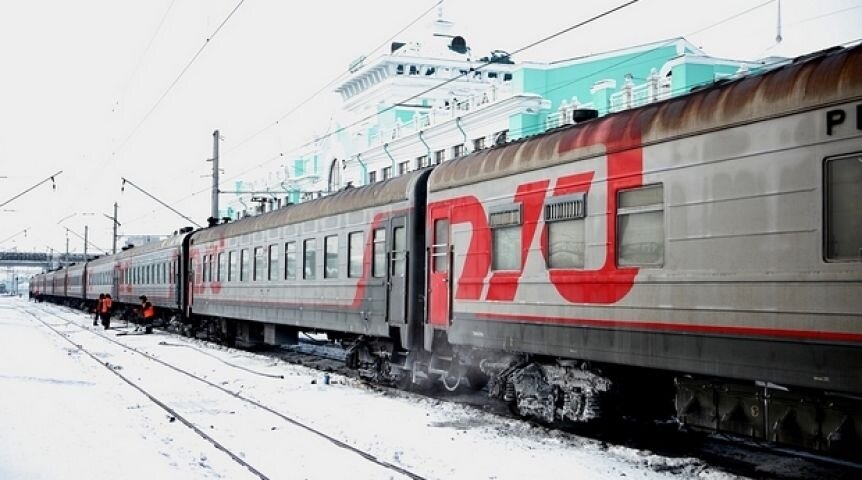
116 0 248 152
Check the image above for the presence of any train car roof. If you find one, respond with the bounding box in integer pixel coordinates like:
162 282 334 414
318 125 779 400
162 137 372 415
110 233 188 262
429 43 862 192
192 169 430 243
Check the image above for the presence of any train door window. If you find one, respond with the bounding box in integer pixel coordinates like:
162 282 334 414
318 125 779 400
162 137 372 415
617 184 664 267
285 242 296 280
217 253 224 282
433 219 449 272
490 208 521 270
324 235 339 279
202 257 208 283
146 265 151 284
393 226 406 277
372 228 386 277
240 249 249 281
825 154 862 260
303 239 317 280
253 247 265 281
228 251 237 282
546 194 587 268
348 232 364 278
268 244 278 280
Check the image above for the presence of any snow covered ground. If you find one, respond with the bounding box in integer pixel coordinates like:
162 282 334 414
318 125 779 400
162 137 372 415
0 296 749 479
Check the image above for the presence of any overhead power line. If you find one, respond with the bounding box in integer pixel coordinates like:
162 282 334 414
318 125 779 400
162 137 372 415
124 0 451 226
121 177 203 228
117 0 248 151
119 0 179 99
0 171 63 210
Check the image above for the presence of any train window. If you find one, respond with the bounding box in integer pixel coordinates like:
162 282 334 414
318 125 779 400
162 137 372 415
432 220 449 273
490 208 521 271
348 232 364 278
253 247 265 281
217 253 224 282
393 226 406 277
373 229 386 277
324 235 339 279
304 239 317 280
268 245 278 281
546 194 587 269
146 265 151 284
228 251 237 282
285 242 296 280
202 257 208 283
825 154 862 260
241 249 249 282
617 184 664 267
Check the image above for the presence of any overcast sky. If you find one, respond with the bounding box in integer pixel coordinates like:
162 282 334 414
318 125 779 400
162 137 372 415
1 0 860 261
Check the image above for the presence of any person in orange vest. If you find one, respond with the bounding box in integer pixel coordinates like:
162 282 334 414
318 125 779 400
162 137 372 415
139 295 155 334
94 294 104 327
100 294 113 330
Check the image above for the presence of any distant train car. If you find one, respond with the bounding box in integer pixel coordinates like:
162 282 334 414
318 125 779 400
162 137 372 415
65 263 87 306
86 254 116 309
113 232 190 316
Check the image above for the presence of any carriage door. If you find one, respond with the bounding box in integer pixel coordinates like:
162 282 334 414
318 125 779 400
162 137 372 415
387 217 408 323
112 265 120 299
428 209 452 327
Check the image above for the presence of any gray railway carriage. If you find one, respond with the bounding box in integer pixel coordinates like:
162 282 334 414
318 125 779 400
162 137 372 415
64 263 87 306
43 269 64 301
113 232 191 317
86 254 118 307
188 171 430 367
424 44 862 453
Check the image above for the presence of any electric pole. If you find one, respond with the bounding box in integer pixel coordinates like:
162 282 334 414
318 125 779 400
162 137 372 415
84 225 88 260
113 202 118 255
210 129 220 222
65 232 69 266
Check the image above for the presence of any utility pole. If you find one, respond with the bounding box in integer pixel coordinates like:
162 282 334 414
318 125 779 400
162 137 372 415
65 232 69 266
209 129 220 222
113 202 118 255
84 225 88 260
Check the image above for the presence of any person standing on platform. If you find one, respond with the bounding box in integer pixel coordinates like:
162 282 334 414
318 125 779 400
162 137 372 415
100 294 113 330
139 295 155 334
94 294 104 327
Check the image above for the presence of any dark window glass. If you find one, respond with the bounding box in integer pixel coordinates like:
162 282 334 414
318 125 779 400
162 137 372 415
372 229 386 278
825 154 862 260
348 232 364 278
285 242 296 280
303 239 316 280
324 235 339 279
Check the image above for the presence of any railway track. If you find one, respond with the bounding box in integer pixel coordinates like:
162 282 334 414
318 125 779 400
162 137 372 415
32 303 862 480
22 304 427 480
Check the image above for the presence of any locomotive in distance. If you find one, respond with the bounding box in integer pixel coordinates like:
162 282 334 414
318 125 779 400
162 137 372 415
33 43 862 456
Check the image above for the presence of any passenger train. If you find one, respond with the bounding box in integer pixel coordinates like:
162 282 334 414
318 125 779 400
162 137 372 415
32 44 862 455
